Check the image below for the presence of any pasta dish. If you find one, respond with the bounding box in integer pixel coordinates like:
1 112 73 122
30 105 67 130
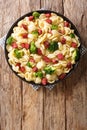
6 11 80 85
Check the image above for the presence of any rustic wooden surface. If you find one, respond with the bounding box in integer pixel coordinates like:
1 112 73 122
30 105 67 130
0 0 87 130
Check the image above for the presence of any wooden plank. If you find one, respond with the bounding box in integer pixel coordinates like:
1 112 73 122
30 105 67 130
41 1 65 130
22 86 43 130
41 0 63 14
0 0 87 130
64 0 87 130
20 1 44 130
43 86 65 130
19 0 41 15
0 0 22 130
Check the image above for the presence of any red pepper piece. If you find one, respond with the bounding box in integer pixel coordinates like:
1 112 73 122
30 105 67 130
45 13 51 18
61 37 66 44
21 43 25 48
16 63 21 67
38 29 42 35
64 21 70 27
57 53 64 60
48 30 52 34
21 33 28 38
37 48 43 55
59 30 65 34
41 78 48 85
67 62 72 68
43 56 52 62
71 42 77 48
24 43 30 49
29 57 35 63
52 59 58 64
46 19 52 24
32 66 38 72
12 42 18 48
21 24 28 31
58 73 66 80
21 43 30 49
19 66 25 73
44 41 50 48
29 16 34 21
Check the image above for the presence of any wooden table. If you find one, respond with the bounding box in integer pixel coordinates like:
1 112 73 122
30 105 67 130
0 0 87 130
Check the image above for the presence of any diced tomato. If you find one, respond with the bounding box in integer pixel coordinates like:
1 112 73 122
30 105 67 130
64 21 70 27
29 57 35 63
45 13 51 18
24 43 30 49
21 33 28 38
21 24 28 31
59 30 65 34
41 78 47 85
49 30 52 34
19 66 25 73
32 66 38 72
38 29 42 35
58 30 61 33
52 59 58 64
21 43 25 48
16 63 21 67
21 43 30 49
37 48 43 55
29 16 34 21
43 56 52 62
12 42 18 48
62 30 65 34
57 53 64 60
44 41 50 48
71 42 77 48
58 73 66 80
67 62 72 68
61 37 66 44
46 19 52 24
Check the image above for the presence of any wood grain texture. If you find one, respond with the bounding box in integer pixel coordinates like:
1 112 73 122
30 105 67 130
41 0 63 14
0 0 22 130
43 86 65 130
64 0 87 130
41 1 66 130
20 1 44 130
0 0 87 130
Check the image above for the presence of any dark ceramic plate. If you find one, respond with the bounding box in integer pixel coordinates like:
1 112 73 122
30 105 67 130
4 10 85 90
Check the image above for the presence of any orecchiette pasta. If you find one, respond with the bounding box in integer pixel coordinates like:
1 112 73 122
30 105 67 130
6 11 80 85
46 74 57 83
36 60 46 69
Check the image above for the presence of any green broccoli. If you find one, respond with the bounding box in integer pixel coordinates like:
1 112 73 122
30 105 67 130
51 24 58 30
30 41 37 54
44 66 55 74
48 41 58 52
6 36 14 45
32 12 40 19
14 49 24 59
35 71 43 78
72 49 80 61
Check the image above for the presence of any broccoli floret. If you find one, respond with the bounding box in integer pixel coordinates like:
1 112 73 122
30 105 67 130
30 41 37 54
26 62 32 68
70 33 75 38
32 12 40 19
48 41 58 52
14 49 24 59
51 24 58 30
44 66 55 74
35 71 43 78
6 36 14 45
72 49 80 61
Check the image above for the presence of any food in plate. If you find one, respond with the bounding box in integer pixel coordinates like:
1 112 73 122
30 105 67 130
6 11 80 85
